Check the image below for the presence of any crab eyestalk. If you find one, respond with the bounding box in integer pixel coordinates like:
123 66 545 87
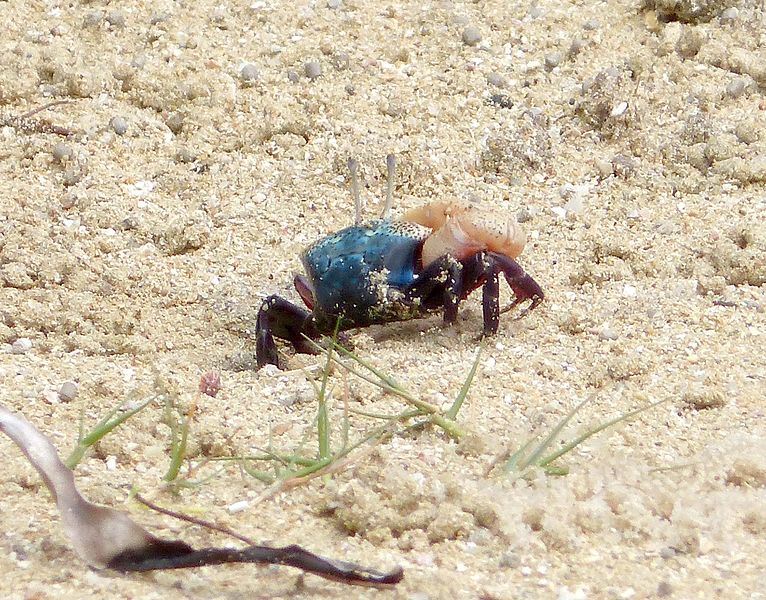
383 153 396 219
348 158 362 225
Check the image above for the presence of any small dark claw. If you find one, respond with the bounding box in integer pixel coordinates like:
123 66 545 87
507 273 545 310
500 282 544 317
255 295 320 369
487 252 544 316
256 323 280 369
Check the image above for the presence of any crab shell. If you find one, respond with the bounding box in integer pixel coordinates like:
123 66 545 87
400 200 527 267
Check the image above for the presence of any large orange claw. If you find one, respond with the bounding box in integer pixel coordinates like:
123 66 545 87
401 200 526 266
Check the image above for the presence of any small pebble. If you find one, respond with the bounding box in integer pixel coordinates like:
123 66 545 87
58 381 78 402
199 370 222 398
583 18 600 30
228 500 250 514
726 78 747 99
659 547 676 559
52 142 73 163
461 26 482 46
683 389 726 410
676 28 703 58
496 551 521 569
83 10 104 28
381 101 404 117
610 101 629 117
304 61 322 80
598 323 619 341
516 208 532 223
657 581 673 597
735 121 759 145
488 94 513 109
544 52 562 70
568 37 586 57
486 71 505 87
149 12 168 25
175 148 196 163
612 154 637 177
719 7 738 22
63 168 83 187
106 10 125 28
239 63 260 84
327 0 342 8
109 116 128 135
595 157 613 177
11 338 32 354
564 195 583 215
165 112 184 134
332 51 350 70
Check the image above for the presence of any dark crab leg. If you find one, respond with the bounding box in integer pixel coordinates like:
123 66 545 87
404 255 464 324
256 296 321 368
404 251 543 334
489 251 544 310
481 252 544 334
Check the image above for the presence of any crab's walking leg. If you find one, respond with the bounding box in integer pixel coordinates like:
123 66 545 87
256 296 320 368
482 266 501 334
404 256 464 324
456 252 544 334
482 252 544 333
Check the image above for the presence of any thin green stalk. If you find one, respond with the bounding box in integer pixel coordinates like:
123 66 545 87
65 397 153 468
281 456 335 479
506 396 670 475
321 338 464 438
240 460 277 483
520 396 591 469
315 334 334 461
341 382 350 451
348 407 422 420
505 435 541 473
164 408 192 483
537 398 670 468
207 454 318 467
445 344 482 420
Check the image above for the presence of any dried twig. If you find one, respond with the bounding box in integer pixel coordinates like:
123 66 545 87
134 494 256 546
0 404 403 587
2 100 73 136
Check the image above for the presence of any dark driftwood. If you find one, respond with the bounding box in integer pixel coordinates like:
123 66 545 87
0 404 403 588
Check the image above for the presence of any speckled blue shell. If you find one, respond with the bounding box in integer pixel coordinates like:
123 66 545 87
301 219 430 329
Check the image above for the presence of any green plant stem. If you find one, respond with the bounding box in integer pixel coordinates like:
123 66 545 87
445 344 482 420
324 339 464 438
316 337 334 461
164 409 191 483
65 397 153 468
521 396 590 469
537 397 670 468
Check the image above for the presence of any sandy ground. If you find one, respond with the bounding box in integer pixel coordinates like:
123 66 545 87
1 0 766 598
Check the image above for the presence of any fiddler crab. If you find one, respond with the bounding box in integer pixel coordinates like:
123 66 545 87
256 155 544 368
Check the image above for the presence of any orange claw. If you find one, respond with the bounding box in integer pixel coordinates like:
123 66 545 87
401 200 527 266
